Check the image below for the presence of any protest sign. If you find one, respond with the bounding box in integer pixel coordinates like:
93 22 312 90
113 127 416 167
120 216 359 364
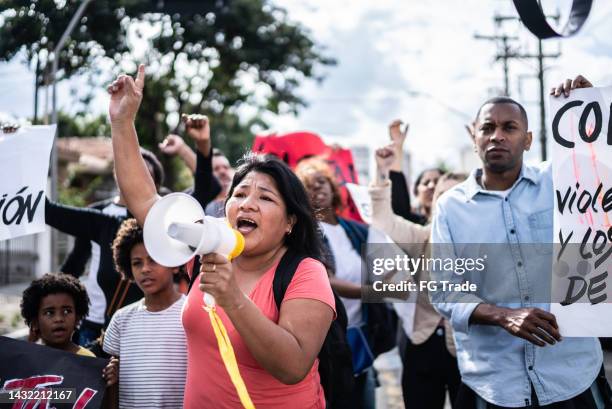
0 336 107 409
345 183 372 224
550 86 612 336
252 132 364 222
0 125 55 241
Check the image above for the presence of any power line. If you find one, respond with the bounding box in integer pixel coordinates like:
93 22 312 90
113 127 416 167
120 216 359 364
473 12 561 161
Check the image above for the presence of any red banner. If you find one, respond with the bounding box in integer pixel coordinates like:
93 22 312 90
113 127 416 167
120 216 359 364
252 132 364 222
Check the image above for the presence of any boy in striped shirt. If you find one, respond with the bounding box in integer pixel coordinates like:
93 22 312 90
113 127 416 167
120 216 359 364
103 219 187 408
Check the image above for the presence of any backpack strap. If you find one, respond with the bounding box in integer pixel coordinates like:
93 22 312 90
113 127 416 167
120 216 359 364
272 248 307 311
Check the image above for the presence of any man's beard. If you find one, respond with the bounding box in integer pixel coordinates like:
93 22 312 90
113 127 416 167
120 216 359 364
485 158 518 174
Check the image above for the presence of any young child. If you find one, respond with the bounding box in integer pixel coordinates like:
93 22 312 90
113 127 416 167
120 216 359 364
103 218 187 408
21 273 96 357
20 273 119 388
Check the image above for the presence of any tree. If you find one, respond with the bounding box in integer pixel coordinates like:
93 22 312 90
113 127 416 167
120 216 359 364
0 0 334 188
0 0 144 121
58 111 110 137
120 1 335 165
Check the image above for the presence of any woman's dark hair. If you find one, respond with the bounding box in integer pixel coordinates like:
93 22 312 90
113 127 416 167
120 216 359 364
413 167 445 196
225 153 324 261
21 273 90 326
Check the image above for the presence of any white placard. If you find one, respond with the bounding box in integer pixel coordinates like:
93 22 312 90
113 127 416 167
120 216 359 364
345 182 372 224
0 125 56 240
550 87 612 336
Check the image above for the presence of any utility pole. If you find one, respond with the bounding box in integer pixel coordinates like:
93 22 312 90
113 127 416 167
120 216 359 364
474 13 560 161
48 0 93 270
537 39 547 161
474 33 518 96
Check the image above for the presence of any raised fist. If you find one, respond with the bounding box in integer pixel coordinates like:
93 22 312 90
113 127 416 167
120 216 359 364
159 134 186 156
375 145 396 173
182 114 210 143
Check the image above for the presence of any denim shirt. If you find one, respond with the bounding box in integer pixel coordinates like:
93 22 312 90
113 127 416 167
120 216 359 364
430 162 602 407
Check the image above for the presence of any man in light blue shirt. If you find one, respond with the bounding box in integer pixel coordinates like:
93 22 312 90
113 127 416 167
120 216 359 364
430 76 609 408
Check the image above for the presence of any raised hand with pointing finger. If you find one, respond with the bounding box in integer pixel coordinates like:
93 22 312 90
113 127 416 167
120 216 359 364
108 64 145 125
108 64 159 226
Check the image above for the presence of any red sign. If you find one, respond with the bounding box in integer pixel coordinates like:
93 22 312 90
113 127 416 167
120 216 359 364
252 132 364 222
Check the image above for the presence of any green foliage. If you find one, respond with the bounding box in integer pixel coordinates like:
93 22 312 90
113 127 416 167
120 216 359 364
0 0 334 188
0 0 139 83
58 111 110 137
58 175 104 207
11 311 21 328
170 156 194 192
434 159 452 174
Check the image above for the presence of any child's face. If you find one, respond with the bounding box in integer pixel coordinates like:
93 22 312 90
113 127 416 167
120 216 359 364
130 243 176 295
35 293 77 348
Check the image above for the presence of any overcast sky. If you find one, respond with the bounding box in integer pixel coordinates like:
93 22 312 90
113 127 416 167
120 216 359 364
1 1 612 174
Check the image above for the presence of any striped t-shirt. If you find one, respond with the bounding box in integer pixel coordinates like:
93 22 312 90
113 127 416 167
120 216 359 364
103 295 187 408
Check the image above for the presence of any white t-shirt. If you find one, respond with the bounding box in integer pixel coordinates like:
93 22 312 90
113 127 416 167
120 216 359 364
321 222 363 326
103 295 187 408
484 187 512 198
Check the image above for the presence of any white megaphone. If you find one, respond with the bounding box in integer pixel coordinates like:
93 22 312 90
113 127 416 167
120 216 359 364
143 192 245 307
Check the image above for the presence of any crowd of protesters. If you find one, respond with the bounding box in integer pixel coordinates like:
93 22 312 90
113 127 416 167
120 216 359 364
10 66 612 409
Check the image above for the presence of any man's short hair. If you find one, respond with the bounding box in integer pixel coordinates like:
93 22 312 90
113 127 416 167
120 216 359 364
212 148 226 158
475 96 529 129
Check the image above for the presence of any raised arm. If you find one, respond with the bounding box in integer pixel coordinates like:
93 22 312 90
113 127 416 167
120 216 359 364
182 114 211 158
181 114 223 209
371 146 430 246
159 134 197 173
388 119 408 172
45 198 121 244
60 236 91 278
107 65 159 226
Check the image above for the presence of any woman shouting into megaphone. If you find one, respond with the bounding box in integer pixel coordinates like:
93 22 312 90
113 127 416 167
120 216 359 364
108 65 338 409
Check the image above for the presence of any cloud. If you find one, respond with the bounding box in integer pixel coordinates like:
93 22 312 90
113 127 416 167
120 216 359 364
2 0 611 174
271 0 612 172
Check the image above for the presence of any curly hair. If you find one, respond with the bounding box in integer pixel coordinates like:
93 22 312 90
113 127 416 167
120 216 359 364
294 156 343 212
112 218 143 280
21 273 90 327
